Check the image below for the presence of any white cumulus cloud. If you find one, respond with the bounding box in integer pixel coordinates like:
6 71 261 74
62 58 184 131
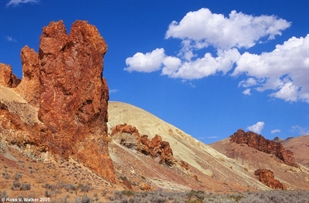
247 121 264 134
165 8 290 50
238 78 258 88
124 48 165 73
124 8 308 104
242 89 251 95
271 129 281 134
162 56 182 76
165 48 240 79
6 0 39 7
233 34 309 103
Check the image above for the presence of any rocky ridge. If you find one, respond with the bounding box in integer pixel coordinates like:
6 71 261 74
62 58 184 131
0 20 115 183
230 129 299 168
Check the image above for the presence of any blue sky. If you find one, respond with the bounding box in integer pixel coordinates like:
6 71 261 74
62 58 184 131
1 0 308 143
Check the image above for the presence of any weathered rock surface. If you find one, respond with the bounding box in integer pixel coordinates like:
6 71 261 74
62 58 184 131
254 169 286 190
230 129 299 168
0 63 20 88
15 46 41 107
37 20 114 182
139 134 175 165
0 20 115 183
110 123 175 165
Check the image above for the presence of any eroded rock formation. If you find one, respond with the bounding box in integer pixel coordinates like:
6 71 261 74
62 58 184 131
110 123 175 165
139 134 174 166
254 169 286 190
230 129 299 168
15 46 41 107
0 63 20 88
37 20 115 182
0 20 115 183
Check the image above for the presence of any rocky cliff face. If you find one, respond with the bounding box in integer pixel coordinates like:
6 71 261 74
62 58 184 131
0 20 115 183
230 129 299 168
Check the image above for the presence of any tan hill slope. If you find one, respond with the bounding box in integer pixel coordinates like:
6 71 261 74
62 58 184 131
281 135 309 167
107 101 272 192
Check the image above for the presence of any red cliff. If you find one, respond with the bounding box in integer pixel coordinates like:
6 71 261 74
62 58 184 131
230 129 299 168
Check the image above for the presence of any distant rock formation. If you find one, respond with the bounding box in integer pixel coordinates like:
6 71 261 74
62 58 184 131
0 20 115 183
230 129 299 168
111 123 175 165
254 169 286 190
273 136 283 142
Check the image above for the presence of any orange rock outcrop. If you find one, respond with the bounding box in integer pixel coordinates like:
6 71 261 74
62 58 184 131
230 129 299 168
110 123 175 165
254 169 287 190
0 20 115 183
0 63 20 88
15 46 41 106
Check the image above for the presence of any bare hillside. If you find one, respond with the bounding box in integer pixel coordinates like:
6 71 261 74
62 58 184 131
281 135 309 167
107 101 269 192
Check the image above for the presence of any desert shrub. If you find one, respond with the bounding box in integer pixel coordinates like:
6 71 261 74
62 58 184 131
186 190 205 202
55 195 70 203
80 184 90 193
14 172 22 180
227 194 243 202
20 183 31 190
11 180 21 190
42 183 57 191
101 190 107 197
45 190 53 197
74 195 93 203
150 195 167 203
2 172 10 179
238 190 309 203
93 193 99 201
113 190 123 200
105 190 309 203
64 184 77 192
108 196 115 201
0 191 8 203
122 190 134 197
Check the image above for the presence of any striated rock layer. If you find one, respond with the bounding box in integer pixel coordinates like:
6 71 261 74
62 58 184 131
230 129 299 168
0 20 115 183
